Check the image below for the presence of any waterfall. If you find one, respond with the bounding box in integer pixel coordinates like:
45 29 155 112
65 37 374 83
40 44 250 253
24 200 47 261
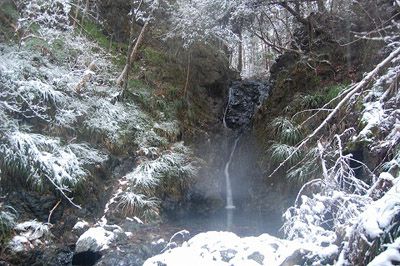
225 137 239 209
222 87 232 128
222 80 268 230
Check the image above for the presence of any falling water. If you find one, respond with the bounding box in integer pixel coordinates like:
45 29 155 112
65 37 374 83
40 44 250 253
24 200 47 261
225 137 239 209
222 87 232 128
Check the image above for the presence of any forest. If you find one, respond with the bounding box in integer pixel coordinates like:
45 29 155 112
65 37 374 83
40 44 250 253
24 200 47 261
0 0 399 265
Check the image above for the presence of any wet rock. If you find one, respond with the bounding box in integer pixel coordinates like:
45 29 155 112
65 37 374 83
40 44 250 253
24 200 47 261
280 249 309 266
95 248 150 266
247 251 264 265
72 251 102 266
224 80 269 130
220 249 237 262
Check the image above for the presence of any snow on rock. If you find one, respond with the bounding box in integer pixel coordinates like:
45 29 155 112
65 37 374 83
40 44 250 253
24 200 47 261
7 220 50 253
73 220 90 231
14 220 50 241
144 231 318 266
360 176 400 239
368 237 400 266
7 235 34 253
75 227 115 253
359 101 386 139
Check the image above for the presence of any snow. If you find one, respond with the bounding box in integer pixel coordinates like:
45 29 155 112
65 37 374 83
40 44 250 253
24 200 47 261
75 227 115 253
359 101 386 138
0 131 105 190
7 235 33 253
360 176 400 239
368 237 400 266
14 220 50 241
7 220 50 253
73 220 90 230
144 231 309 266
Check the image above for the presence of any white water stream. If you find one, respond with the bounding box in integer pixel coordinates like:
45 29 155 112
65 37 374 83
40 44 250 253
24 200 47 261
222 87 232 128
225 137 239 209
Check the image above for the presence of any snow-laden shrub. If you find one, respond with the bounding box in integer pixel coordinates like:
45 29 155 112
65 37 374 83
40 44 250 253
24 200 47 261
114 142 199 220
0 54 72 123
268 117 321 183
117 192 159 219
84 98 149 151
271 117 302 145
153 121 181 142
281 134 375 262
0 204 17 245
283 191 370 247
0 131 106 197
18 0 72 31
368 237 400 266
127 142 197 187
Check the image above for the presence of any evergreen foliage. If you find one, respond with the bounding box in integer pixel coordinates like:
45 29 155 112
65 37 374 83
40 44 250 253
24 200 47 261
0 204 17 246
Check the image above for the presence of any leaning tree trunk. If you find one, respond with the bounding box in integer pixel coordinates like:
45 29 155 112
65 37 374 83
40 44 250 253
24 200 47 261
116 21 149 87
238 30 243 73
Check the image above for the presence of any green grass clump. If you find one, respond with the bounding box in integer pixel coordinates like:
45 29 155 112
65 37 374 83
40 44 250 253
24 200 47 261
1 2 19 20
325 83 347 102
271 117 302 145
0 1 19 41
79 19 126 66
143 47 167 66
82 19 111 49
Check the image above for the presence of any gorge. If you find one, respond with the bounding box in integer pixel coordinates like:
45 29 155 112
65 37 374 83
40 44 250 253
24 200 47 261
0 0 400 266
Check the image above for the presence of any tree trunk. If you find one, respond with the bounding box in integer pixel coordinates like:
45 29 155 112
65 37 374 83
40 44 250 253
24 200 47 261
116 21 149 87
279 1 309 26
79 0 90 35
73 0 81 28
183 52 191 101
238 29 243 73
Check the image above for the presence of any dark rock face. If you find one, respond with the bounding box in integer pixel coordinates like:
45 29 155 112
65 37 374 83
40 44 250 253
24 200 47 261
72 251 102 266
224 80 269 131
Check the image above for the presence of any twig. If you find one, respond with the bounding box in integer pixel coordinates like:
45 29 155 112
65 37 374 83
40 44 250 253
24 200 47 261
292 108 333 120
294 178 322 207
75 60 97 93
68 14 91 36
47 199 61 224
